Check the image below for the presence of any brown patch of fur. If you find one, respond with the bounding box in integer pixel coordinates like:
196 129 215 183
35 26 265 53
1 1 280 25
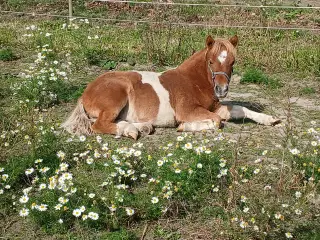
126 77 160 123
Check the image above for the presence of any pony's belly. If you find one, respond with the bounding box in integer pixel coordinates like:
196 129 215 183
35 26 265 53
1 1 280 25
123 106 176 127
153 109 176 127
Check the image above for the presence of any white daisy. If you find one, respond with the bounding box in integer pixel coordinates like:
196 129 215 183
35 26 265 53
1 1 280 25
109 204 117 212
184 143 193 149
157 160 164 167
95 136 102 143
37 204 48 211
25 168 34 175
134 150 141 157
58 197 69 204
88 212 99 220
57 151 66 159
177 136 184 141
60 163 69 171
295 191 302 198
289 148 300 155
239 221 248 229
86 157 94 164
54 204 63 210
73 209 81 217
151 197 159 204
34 159 43 163
2 174 8 181
240 196 247 202
253 169 260 174
125 207 135 216
39 167 50 173
19 208 29 217
19 195 29 203
243 207 249 213
39 183 46 190
79 135 86 142
285 232 293 239
197 163 203 169
88 193 95 198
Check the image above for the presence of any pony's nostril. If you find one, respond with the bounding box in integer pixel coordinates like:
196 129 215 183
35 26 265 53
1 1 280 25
225 85 229 92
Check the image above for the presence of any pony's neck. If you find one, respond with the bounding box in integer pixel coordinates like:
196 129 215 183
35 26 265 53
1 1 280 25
177 48 211 85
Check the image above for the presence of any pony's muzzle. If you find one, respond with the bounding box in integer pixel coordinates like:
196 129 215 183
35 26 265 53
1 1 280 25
215 84 229 98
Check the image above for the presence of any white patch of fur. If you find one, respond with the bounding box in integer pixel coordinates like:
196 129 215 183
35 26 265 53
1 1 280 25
116 121 138 139
179 119 218 131
119 101 137 124
136 71 176 127
218 50 228 64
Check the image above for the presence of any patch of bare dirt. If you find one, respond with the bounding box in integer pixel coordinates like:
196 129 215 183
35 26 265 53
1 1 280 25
290 97 320 111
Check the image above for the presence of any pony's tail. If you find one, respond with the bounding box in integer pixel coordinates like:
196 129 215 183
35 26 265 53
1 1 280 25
61 98 93 135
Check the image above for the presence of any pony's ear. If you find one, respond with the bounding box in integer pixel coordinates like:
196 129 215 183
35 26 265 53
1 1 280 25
206 35 214 49
229 35 238 47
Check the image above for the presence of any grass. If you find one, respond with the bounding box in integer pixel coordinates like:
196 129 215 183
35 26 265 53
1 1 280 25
0 48 17 61
0 1 320 239
300 87 316 95
241 67 283 88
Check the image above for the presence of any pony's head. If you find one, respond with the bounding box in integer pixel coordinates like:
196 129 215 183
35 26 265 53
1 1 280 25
205 35 238 98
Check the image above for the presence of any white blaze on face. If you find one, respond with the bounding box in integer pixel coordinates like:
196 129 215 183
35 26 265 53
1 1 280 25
218 50 228 64
136 71 176 127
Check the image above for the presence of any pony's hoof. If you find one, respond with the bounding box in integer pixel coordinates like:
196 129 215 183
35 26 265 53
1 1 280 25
271 119 281 126
177 124 184 132
128 132 138 140
132 123 154 136
140 125 154 136
263 117 281 126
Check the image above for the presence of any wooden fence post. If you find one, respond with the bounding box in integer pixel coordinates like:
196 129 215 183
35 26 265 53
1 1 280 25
68 0 73 20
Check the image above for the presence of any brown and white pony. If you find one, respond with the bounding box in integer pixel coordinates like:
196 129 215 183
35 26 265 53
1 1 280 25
62 35 280 139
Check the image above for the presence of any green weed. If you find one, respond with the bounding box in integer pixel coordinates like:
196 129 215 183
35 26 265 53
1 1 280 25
100 60 118 70
240 67 282 88
154 226 181 240
300 87 316 95
0 48 16 61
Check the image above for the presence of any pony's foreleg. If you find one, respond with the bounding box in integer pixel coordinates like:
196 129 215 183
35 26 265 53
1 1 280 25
92 112 139 140
177 107 222 132
177 119 219 132
215 105 280 126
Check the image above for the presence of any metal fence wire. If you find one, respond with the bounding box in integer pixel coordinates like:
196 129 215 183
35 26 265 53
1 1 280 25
1 0 320 31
